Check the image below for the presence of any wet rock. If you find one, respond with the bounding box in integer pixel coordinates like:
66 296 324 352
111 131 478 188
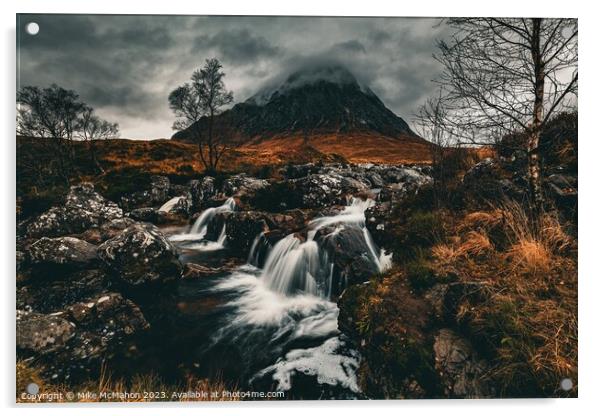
318 227 380 287
365 202 394 249
17 310 75 353
27 236 98 269
182 262 235 280
158 195 191 216
98 223 183 286
366 172 385 188
222 174 269 197
17 269 110 313
433 329 493 398
26 183 123 238
98 217 137 240
120 175 171 210
150 175 170 202
282 163 321 179
127 207 157 222
292 173 368 208
189 176 216 209
24 293 150 382
207 211 270 254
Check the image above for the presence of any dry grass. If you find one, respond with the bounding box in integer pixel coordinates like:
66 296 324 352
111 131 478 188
16 360 239 403
430 202 577 397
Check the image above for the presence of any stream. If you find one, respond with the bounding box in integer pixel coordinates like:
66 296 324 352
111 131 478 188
165 197 391 399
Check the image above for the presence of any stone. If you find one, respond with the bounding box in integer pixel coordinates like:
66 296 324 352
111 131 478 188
27 236 98 269
433 328 493 398
26 183 123 238
98 223 183 286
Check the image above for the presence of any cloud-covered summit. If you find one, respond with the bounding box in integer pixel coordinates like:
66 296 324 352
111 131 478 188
17 14 449 139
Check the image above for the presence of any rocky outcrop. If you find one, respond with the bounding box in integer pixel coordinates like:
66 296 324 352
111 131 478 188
26 183 123 238
98 223 183 286
222 174 269 198
291 173 367 208
433 329 493 398
189 177 216 209
17 269 109 313
120 175 171 211
27 236 98 270
17 293 150 382
317 227 380 287
17 310 75 353
127 207 158 222
207 211 270 253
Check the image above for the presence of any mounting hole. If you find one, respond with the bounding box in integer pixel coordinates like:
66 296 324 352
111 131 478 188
560 378 573 391
25 22 39 36
26 382 39 395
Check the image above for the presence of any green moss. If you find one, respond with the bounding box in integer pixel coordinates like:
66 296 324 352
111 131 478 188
406 257 437 293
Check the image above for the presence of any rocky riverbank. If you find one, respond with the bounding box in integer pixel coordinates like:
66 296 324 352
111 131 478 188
16 157 577 399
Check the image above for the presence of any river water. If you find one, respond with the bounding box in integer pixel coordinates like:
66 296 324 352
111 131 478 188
166 197 390 399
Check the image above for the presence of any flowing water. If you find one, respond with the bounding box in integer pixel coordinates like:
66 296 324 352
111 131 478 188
169 197 390 398
169 198 236 251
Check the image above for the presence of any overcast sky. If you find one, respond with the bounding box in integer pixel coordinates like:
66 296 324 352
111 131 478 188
17 14 450 139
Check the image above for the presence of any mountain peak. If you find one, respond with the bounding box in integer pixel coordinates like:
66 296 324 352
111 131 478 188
173 64 418 142
247 64 373 106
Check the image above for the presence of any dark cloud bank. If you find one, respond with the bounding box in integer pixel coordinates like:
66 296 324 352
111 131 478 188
17 14 449 139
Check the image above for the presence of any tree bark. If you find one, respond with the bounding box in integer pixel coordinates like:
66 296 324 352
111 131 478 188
528 18 545 214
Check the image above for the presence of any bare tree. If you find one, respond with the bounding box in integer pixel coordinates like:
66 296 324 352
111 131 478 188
78 106 120 173
433 18 577 212
169 58 234 174
17 85 85 182
17 84 120 181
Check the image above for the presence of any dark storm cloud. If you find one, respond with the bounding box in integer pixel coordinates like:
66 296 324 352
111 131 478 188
331 40 367 54
192 29 281 64
17 14 450 139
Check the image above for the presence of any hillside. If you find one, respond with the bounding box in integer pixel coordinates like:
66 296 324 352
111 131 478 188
171 64 432 162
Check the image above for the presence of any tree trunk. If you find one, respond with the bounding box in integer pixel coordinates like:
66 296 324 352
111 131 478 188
529 18 545 214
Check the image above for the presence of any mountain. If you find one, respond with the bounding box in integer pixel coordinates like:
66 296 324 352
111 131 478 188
172 65 417 141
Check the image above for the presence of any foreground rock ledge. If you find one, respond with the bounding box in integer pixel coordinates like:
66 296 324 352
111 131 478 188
98 222 183 286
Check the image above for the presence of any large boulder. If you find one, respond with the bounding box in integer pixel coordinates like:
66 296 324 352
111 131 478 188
317 226 380 290
222 174 269 198
27 236 98 270
26 183 123 238
98 223 183 286
17 310 75 354
120 175 171 210
433 329 493 398
18 293 150 382
17 269 109 313
292 173 368 208
189 176 216 209
157 195 191 216
127 207 158 223
206 211 270 254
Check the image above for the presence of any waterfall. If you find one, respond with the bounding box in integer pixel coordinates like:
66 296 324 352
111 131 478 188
176 196 386 397
260 235 326 296
158 196 184 213
247 232 265 265
170 197 236 242
259 197 391 298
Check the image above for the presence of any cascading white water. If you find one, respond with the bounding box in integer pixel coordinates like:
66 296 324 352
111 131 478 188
158 196 185 213
247 232 265 265
260 235 325 296
173 196 389 396
170 197 236 242
259 197 391 298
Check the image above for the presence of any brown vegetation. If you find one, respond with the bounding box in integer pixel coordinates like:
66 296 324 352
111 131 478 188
17 360 238 403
